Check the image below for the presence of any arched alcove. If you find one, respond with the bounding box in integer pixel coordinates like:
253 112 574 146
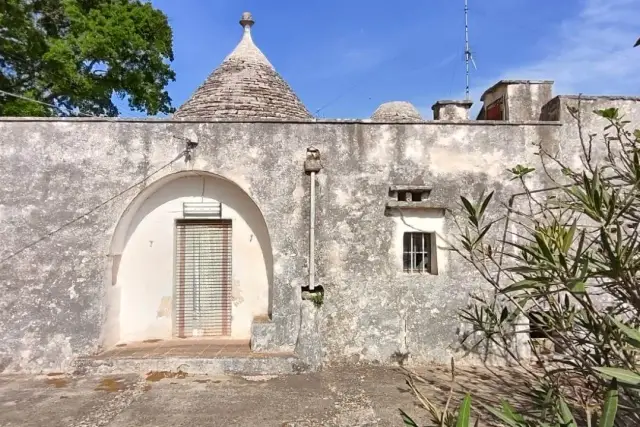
102 171 273 347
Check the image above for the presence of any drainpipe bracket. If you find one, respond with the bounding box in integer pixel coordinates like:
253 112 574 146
304 159 322 174
304 147 322 174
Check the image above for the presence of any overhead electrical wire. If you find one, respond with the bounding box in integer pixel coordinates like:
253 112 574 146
0 85 202 264
0 149 190 264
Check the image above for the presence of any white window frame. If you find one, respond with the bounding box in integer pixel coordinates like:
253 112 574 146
402 232 438 274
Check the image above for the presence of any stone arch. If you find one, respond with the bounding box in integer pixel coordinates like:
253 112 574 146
102 170 273 347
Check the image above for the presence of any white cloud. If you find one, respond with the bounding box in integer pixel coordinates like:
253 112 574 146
484 0 640 97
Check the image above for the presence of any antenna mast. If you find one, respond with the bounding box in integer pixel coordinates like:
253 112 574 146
464 0 471 100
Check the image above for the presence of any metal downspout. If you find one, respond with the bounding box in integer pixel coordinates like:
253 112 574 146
309 170 316 291
304 147 322 291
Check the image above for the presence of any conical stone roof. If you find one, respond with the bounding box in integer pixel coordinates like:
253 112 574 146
174 12 311 120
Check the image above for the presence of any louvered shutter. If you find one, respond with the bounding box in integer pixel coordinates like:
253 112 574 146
174 220 232 338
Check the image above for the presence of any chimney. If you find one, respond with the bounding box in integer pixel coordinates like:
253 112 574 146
431 100 473 120
479 80 553 121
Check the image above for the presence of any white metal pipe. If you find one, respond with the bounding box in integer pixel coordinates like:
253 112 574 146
309 171 316 291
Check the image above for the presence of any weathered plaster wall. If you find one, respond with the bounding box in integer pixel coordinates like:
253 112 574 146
481 81 553 121
540 96 640 172
114 174 269 344
0 118 562 372
506 83 553 121
314 122 561 365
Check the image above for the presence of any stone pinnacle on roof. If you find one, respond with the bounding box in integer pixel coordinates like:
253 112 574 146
173 12 312 121
240 11 254 28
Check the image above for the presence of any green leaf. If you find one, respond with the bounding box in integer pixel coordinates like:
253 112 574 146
534 232 554 262
475 225 492 245
609 316 640 344
500 401 525 423
477 402 520 427
478 191 494 219
594 367 640 385
460 196 477 225
598 379 619 427
508 164 536 180
506 265 539 274
595 108 619 119
577 257 590 281
557 396 577 427
456 394 472 427
583 171 592 198
499 307 509 323
399 409 419 426
568 280 586 294
562 221 577 254
600 228 619 271
503 279 540 293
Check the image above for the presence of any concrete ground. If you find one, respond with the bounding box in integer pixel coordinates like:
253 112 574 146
0 364 533 426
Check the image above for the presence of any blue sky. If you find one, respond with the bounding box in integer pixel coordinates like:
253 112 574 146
119 0 640 118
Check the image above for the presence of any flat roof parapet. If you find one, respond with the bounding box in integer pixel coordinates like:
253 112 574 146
480 80 554 101
0 116 562 125
431 100 473 107
557 95 640 102
432 99 473 120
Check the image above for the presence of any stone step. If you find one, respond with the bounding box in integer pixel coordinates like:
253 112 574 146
73 353 307 376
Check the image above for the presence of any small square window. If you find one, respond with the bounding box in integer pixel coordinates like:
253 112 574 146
403 232 437 274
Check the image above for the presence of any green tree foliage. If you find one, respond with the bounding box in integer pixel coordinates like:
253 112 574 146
402 35 640 427
0 0 176 116
444 107 640 426
402 107 640 426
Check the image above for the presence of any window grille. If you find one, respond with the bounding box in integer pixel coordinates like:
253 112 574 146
174 219 232 338
403 232 435 274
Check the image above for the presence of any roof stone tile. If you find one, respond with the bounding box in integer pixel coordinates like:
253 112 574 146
174 12 311 121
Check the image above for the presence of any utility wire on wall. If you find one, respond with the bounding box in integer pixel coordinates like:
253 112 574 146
0 86 204 263
0 145 195 265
